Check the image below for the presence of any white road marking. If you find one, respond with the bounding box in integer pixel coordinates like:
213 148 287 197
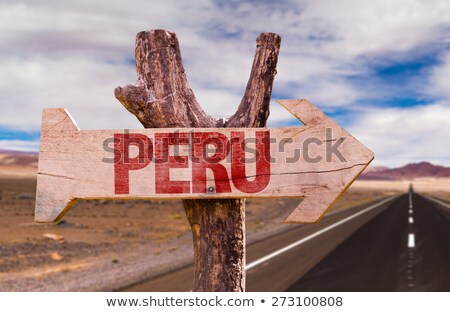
409 217 413 224
408 234 415 248
409 209 413 214
423 195 450 209
246 195 399 271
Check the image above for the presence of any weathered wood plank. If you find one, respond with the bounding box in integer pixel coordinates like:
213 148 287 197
35 99 373 224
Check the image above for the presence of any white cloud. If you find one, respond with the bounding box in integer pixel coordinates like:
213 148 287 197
192 88 243 119
300 0 450 58
348 103 450 167
0 139 40 152
0 55 140 131
428 52 450 101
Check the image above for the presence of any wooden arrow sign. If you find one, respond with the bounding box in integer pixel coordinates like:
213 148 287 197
35 99 373 224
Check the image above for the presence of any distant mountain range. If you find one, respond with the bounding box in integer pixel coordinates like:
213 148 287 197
0 149 38 168
360 162 450 180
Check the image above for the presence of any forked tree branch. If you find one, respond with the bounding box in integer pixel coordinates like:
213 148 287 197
114 29 281 292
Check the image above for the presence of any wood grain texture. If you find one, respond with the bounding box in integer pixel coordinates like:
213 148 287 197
114 30 280 292
114 30 215 128
35 100 374 224
225 33 280 128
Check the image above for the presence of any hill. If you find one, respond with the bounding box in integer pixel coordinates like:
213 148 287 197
360 162 450 180
0 149 38 177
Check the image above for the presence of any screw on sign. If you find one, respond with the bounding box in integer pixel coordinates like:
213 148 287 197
35 99 373 224
34 30 374 292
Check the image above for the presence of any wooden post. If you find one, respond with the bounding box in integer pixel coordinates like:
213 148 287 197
115 29 280 291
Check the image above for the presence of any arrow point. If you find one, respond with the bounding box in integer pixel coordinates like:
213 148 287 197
277 99 328 126
284 193 339 224
284 161 374 224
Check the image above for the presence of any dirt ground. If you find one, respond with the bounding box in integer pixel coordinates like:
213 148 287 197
0 175 434 291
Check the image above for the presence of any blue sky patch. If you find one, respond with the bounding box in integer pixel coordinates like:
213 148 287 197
0 129 40 141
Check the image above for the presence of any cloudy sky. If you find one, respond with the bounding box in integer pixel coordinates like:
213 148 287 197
1 0 449 167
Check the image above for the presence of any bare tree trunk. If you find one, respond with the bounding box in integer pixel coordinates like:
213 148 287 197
115 29 280 291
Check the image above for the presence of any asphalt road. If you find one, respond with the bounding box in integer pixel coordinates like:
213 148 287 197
288 192 450 291
121 195 398 292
